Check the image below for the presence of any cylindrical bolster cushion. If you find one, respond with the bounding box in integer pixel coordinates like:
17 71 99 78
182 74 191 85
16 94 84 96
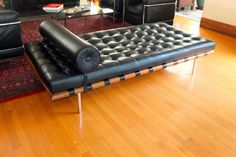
39 20 101 73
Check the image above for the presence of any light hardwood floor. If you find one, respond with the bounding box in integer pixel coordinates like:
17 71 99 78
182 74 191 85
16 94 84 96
1 16 236 157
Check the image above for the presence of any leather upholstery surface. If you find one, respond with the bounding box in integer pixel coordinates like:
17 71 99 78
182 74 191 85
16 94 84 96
125 0 176 25
0 10 19 23
26 21 215 93
0 10 23 59
126 4 143 16
39 20 101 73
145 4 175 24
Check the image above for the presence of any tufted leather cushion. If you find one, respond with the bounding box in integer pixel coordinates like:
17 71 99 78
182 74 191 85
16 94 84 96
26 21 215 93
39 20 101 73
80 23 214 70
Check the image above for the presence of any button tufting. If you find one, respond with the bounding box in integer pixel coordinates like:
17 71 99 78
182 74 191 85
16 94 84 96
40 22 209 76
86 57 91 62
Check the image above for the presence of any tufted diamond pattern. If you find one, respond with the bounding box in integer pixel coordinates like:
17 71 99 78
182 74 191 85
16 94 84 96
26 22 215 93
80 23 205 69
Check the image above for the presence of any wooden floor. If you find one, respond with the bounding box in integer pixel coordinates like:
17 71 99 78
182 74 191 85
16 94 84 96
1 16 236 157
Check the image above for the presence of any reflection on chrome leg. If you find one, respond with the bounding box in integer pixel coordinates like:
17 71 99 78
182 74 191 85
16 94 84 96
192 58 197 75
77 93 82 114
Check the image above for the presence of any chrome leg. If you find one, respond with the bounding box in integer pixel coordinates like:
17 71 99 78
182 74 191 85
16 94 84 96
77 93 82 114
123 0 125 23
122 0 126 23
101 12 104 28
191 58 197 75
113 12 116 23
142 6 146 24
113 0 116 23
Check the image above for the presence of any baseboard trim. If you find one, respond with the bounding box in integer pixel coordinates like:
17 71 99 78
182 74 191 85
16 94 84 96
200 18 236 37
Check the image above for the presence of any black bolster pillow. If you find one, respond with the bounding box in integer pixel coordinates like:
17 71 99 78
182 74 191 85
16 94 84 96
39 20 101 73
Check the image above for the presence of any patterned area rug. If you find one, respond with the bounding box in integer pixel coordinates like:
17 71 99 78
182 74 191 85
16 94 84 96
0 16 130 103
0 55 44 103
21 15 130 43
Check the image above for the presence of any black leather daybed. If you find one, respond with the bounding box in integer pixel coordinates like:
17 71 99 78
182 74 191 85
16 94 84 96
25 20 215 113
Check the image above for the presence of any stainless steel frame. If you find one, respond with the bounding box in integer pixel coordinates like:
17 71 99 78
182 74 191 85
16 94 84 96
75 57 197 113
113 0 116 23
72 51 212 114
74 57 198 113
122 0 126 22
0 21 21 27
0 46 24 52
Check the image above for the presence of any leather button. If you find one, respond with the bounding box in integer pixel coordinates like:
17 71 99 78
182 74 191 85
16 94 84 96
79 22 207 70
86 57 91 62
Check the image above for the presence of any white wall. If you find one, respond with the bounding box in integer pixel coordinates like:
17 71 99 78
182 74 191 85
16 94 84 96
203 0 236 26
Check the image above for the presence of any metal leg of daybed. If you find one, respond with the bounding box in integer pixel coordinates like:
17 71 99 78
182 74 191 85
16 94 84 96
77 93 82 113
113 0 116 24
123 0 125 23
191 58 197 75
48 52 212 114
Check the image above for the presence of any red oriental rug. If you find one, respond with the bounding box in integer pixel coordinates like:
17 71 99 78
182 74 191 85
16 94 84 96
21 16 130 43
0 55 44 103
